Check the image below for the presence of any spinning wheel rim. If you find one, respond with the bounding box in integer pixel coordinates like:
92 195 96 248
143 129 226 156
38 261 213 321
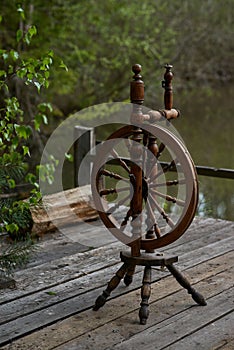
91 124 198 250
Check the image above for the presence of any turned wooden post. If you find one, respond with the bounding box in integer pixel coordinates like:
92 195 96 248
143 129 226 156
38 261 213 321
124 264 136 286
162 64 173 110
167 264 207 306
93 263 128 310
129 64 145 257
144 135 159 253
139 266 152 325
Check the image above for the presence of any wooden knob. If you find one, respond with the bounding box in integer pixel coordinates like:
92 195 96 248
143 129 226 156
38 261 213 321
132 64 142 77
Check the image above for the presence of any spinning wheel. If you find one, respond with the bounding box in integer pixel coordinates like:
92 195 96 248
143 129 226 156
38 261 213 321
92 124 198 251
92 64 206 324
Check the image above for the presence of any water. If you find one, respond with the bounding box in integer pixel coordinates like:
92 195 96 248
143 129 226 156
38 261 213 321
171 85 234 221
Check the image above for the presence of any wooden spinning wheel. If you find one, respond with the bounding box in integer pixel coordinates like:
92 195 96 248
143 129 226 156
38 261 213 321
92 124 198 251
92 64 206 324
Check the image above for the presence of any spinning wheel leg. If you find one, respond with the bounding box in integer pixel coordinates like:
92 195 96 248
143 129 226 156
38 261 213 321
93 263 128 311
124 264 136 286
166 263 207 306
139 266 152 325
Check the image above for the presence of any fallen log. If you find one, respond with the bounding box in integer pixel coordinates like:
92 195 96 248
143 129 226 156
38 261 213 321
30 185 98 235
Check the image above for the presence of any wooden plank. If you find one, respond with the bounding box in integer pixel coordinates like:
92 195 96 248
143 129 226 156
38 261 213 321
0 218 232 304
29 264 234 350
0 240 123 304
162 311 234 350
0 229 233 327
1 252 233 349
109 287 234 350
0 222 232 343
219 339 234 350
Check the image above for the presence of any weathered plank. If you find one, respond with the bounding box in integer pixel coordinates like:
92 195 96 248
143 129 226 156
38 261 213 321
1 252 233 349
0 240 123 304
163 311 234 350
0 218 232 348
219 339 234 350
0 229 233 328
0 218 232 304
38 265 234 350
109 287 234 350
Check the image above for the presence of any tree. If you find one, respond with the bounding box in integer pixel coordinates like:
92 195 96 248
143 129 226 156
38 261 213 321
0 4 57 276
1 0 233 118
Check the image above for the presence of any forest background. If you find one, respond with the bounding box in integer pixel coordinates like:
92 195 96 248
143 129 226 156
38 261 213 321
0 0 234 223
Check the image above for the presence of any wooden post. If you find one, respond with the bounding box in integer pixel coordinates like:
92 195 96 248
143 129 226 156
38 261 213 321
74 126 95 187
129 64 144 257
162 64 173 110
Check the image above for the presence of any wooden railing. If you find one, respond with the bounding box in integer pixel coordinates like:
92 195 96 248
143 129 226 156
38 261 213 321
74 126 234 186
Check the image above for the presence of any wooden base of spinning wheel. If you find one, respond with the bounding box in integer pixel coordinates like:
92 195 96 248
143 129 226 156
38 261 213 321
93 251 207 325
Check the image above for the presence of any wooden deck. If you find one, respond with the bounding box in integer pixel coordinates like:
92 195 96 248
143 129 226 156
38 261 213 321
0 217 233 350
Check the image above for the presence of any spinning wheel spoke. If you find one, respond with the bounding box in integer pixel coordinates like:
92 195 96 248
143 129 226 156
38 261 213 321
148 193 175 228
151 188 185 207
99 186 129 197
149 179 186 188
99 169 129 183
145 199 161 238
110 149 131 174
149 158 177 183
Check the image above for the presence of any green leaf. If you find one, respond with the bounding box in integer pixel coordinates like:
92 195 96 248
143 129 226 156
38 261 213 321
10 50 19 61
65 153 73 162
2 53 8 60
44 71 50 79
17 67 27 78
17 7 25 21
25 172 36 185
0 70 6 78
28 25 37 37
34 81 41 91
22 146 30 156
8 178 16 189
5 223 19 234
45 291 57 296
16 29 23 43
38 102 53 113
24 26 37 45
59 60 68 72
14 124 32 139
42 114 48 124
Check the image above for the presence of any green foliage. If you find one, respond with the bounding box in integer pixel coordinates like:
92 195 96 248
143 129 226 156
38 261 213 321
0 239 34 276
1 0 233 116
0 4 56 245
